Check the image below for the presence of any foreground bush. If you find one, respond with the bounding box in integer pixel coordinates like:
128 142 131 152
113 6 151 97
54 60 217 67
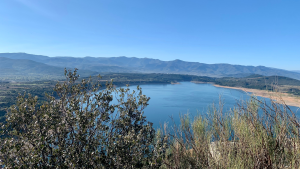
0 69 167 168
161 97 300 168
1 69 299 168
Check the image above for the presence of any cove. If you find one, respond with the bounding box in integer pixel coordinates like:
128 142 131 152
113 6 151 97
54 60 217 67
121 82 300 129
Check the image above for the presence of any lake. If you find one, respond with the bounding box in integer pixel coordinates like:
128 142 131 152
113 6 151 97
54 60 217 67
122 82 300 129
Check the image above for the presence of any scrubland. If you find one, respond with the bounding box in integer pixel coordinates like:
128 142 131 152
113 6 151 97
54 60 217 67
1 70 300 168
160 96 300 168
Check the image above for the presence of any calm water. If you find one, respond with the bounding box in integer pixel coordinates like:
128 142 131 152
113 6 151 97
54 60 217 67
118 82 300 129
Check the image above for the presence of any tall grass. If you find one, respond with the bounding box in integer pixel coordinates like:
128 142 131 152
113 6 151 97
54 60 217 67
160 96 300 168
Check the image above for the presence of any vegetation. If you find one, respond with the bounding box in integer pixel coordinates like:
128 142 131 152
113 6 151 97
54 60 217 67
215 74 300 96
0 69 168 168
0 80 57 119
0 73 214 120
216 74 300 88
94 73 214 84
2 72 300 121
1 70 300 168
159 96 300 168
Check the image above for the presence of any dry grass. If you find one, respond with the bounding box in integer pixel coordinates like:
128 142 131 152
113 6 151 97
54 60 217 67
160 96 300 168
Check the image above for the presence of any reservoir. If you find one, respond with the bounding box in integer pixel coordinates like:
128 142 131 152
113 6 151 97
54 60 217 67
122 82 300 129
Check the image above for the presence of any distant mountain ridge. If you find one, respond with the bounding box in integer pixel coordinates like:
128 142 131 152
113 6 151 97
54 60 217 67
0 57 63 75
0 57 99 81
1 53 300 80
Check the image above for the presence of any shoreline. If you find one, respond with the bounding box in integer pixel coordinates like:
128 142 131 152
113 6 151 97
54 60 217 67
213 84 300 108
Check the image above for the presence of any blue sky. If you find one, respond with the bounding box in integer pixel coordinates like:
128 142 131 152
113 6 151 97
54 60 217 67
0 0 299 70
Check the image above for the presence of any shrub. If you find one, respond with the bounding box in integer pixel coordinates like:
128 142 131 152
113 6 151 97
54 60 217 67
161 97 300 168
0 69 167 168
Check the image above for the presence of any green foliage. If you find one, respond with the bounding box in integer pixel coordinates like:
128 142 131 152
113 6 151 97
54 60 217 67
93 73 215 86
0 69 168 168
216 75 300 90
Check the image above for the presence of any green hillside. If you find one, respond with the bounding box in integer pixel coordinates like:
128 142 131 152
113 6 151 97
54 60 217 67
215 75 300 96
216 75 300 89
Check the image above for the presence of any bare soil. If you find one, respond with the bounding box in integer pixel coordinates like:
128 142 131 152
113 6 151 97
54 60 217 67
213 84 300 108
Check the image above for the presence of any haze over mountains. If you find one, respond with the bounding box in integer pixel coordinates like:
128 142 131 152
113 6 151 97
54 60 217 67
1 53 300 81
292 70 300 73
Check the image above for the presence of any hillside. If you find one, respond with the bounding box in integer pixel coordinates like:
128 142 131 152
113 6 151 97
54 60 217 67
1 53 300 80
216 74 300 95
0 57 98 81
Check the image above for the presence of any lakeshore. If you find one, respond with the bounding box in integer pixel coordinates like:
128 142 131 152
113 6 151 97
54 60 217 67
213 84 300 108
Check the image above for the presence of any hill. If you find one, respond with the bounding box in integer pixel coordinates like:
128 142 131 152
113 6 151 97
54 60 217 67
1 53 300 80
0 57 98 81
216 74 300 95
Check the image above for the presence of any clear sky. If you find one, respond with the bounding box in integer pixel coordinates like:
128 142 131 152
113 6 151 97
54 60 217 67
0 0 299 70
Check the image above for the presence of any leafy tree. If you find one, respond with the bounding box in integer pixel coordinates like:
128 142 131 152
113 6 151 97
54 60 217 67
0 69 167 168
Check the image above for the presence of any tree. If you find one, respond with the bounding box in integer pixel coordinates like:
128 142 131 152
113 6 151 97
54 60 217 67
0 69 167 168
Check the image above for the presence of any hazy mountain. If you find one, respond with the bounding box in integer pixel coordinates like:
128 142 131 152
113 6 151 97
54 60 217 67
0 57 99 81
292 70 300 73
0 57 63 75
0 53 136 73
1 53 300 80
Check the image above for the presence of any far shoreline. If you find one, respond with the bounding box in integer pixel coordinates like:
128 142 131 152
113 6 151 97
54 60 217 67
213 84 300 108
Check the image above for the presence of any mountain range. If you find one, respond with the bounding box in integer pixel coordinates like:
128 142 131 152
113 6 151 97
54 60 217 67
1 53 300 81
